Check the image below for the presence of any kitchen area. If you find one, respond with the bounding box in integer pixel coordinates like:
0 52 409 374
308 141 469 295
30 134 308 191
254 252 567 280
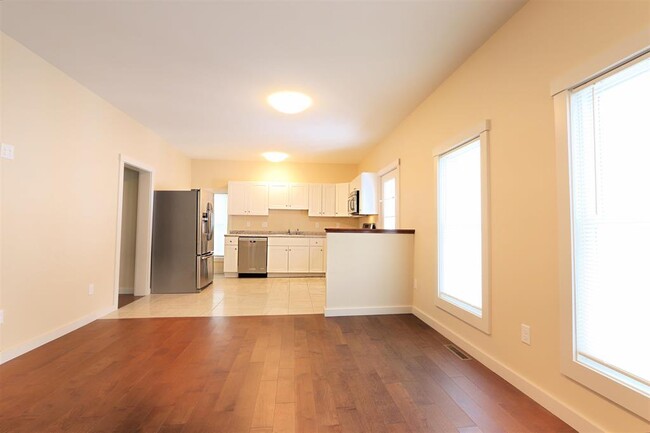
104 166 414 320
222 172 379 278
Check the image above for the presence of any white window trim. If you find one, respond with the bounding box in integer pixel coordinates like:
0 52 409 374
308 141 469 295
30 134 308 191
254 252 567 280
379 159 400 229
433 121 491 334
554 51 650 421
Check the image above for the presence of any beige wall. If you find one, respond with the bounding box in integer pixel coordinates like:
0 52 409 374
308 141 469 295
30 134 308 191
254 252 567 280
0 34 191 354
192 159 361 232
358 1 650 431
191 159 359 192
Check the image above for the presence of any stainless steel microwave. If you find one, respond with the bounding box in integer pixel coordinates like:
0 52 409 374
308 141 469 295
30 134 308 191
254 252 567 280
348 190 359 215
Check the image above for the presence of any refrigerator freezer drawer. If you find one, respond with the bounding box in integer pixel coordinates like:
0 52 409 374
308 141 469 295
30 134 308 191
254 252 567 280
197 254 214 289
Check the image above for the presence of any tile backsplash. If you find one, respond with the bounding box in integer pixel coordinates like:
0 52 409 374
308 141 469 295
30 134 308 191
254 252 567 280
229 210 360 233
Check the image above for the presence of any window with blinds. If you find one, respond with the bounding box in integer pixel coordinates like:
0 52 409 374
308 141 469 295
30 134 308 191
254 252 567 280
437 138 485 319
569 56 650 396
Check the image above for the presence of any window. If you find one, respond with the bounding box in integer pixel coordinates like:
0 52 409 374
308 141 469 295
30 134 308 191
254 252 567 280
213 193 228 257
380 162 400 229
434 124 490 333
556 53 650 419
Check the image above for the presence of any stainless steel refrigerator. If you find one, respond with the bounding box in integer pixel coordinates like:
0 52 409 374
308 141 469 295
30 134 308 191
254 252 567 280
151 189 214 293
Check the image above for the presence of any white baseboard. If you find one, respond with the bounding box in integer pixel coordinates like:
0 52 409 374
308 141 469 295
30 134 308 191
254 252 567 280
411 306 604 433
324 305 412 317
0 305 115 365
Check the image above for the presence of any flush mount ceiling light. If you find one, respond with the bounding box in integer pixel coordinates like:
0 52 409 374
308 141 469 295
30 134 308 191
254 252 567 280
262 152 289 163
267 91 312 114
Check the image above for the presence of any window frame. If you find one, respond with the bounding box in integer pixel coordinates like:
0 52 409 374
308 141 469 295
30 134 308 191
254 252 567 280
378 159 400 229
212 192 229 258
554 51 650 421
433 121 491 334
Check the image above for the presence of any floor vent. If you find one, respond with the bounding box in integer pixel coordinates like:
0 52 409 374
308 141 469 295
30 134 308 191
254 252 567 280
444 344 472 361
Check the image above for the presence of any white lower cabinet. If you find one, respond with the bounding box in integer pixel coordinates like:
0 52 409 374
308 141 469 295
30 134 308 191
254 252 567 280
309 246 324 272
289 246 310 272
267 245 289 273
267 237 325 274
224 244 238 273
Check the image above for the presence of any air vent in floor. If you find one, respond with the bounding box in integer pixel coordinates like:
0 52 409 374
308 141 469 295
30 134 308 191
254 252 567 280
444 343 472 360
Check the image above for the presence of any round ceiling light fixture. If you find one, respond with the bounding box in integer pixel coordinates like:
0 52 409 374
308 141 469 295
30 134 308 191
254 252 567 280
267 91 312 114
262 152 289 163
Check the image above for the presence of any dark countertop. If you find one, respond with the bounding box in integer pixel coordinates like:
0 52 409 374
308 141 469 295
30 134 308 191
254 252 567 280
324 228 415 234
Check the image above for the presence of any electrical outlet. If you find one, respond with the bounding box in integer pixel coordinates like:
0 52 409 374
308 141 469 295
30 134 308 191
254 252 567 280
336 223 340 228
315 222 320 229
413 278 418 289
88 283 95 295
246 221 251 227
261 222 268 228
521 324 531 345
0 309 4 325
1 143 15 160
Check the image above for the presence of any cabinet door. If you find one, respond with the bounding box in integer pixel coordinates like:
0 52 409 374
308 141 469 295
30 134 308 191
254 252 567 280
288 246 310 272
248 183 269 215
308 184 323 217
268 183 289 209
322 184 337 217
224 245 238 273
267 245 289 273
228 182 248 215
309 246 324 273
289 183 309 209
335 183 349 217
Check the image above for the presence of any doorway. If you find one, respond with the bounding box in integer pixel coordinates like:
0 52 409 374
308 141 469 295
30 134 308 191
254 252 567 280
114 155 154 311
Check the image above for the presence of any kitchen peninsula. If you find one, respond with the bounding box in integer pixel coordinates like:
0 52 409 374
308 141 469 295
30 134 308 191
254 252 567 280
324 228 415 317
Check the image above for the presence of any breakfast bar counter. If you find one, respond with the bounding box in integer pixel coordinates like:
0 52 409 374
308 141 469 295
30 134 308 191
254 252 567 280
324 228 415 317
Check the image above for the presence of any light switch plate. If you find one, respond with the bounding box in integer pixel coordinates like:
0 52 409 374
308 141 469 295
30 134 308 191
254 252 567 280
261 222 268 228
0 309 4 325
1 143 15 160
521 324 531 345
88 283 95 295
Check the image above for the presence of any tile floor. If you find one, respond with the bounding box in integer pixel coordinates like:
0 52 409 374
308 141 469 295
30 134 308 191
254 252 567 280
102 275 325 319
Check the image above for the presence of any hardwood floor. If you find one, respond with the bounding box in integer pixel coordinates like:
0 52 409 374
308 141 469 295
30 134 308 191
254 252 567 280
0 315 575 433
118 294 143 309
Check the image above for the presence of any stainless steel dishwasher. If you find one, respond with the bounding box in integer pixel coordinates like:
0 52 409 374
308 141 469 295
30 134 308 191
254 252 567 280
238 237 268 276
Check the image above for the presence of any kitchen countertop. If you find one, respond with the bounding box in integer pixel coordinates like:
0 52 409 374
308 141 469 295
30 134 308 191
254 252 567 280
226 231 326 238
324 228 415 234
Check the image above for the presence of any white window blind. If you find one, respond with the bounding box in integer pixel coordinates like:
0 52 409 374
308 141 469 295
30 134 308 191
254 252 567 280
569 56 650 394
213 193 228 256
382 173 397 229
438 139 483 315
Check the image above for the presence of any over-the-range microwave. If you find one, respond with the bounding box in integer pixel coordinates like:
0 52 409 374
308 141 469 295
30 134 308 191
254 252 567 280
348 190 360 215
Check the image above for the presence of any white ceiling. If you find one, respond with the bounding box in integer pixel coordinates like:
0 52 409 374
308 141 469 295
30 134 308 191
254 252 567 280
1 1 525 163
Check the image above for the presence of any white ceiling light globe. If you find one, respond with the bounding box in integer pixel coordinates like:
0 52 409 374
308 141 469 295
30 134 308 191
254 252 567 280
262 152 289 162
267 91 312 114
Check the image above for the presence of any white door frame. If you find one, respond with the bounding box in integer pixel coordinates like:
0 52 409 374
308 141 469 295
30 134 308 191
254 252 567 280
113 154 154 309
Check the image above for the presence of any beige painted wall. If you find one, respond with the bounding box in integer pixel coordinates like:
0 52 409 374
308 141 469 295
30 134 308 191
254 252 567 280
118 168 139 294
0 34 191 354
358 1 650 431
192 159 361 232
192 159 359 192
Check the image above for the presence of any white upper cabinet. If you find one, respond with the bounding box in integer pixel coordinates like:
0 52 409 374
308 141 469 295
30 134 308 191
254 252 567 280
227 181 269 215
308 184 336 217
322 184 336 216
268 183 309 210
289 184 309 209
335 183 350 217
